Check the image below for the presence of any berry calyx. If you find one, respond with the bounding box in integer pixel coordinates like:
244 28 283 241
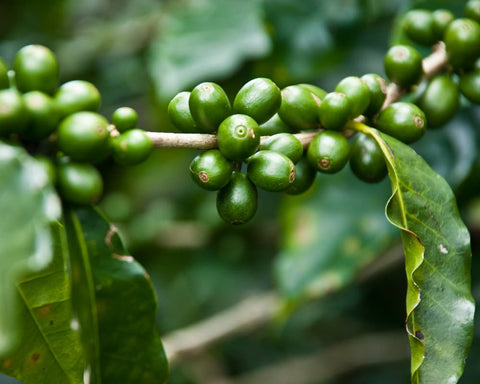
189 149 233 191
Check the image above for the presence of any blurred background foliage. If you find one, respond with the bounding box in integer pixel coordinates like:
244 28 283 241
1 0 480 382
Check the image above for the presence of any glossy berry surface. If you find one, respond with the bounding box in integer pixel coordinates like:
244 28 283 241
54 80 101 118
246 150 295 192
460 69 480 104
307 131 350 174
217 114 260 161
361 73 387 117
432 9 454 40
260 133 303 163
216 171 257 225
189 82 231 132
57 162 103 205
257 113 291 136
444 18 480 70
334 76 370 118
22 91 59 140
465 1 480 24
402 9 437 46
0 88 28 135
375 102 426 144
112 107 138 133
233 77 281 124
318 92 352 130
12 44 59 94
285 157 316 195
189 149 233 191
57 111 111 162
278 84 323 131
349 133 387 183
168 92 197 133
112 129 153 166
384 45 423 88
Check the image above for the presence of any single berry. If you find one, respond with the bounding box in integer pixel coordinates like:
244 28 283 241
189 149 233 191
112 129 153 166
54 80 101 118
22 91 59 140
189 82 231 132
217 114 260 161
0 88 28 136
459 69 480 104
246 150 295 192
0 58 9 90
112 107 138 133
432 9 455 40
318 92 352 130
57 162 103 205
168 91 197 133
260 133 303 163
307 131 350 174
444 18 480 71
12 44 59 94
402 9 437 46
297 84 328 100
375 102 426 144
384 45 423 88
57 111 111 163
233 77 281 124
361 73 387 117
216 171 257 225
278 84 324 131
257 113 292 136
334 77 371 118
349 133 387 183
416 75 459 128
285 157 317 195
465 1 480 24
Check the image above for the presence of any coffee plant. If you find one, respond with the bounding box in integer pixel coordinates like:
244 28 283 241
1 1 480 383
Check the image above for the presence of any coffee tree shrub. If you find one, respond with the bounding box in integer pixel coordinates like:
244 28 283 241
1 1 480 384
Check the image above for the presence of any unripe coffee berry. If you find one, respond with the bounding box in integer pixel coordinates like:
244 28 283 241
285 157 317 195
444 18 480 71
189 82 231 132
307 131 350 174
189 149 233 191
334 77 370 118
246 150 295 192
217 114 260 161
112 129 153 166
260 133 303 163
57 162 103 205
22 91 59 140
384 45 423 88
459 69 480 104
432 9 454 40
168 91 197 133
361 73 387 117
233 77 281 124
349 133 387 183
318 92 352 131
0 88 28 136
54 80 101 118
465 1 480 24
216 171 257 225
112 107 138 133
257 113 292 136
402 9 436 46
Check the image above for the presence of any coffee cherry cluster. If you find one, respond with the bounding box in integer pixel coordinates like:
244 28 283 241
0 45 153 206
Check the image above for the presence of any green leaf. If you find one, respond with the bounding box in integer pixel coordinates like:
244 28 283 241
147 0 270 101
275 169 398 299
64 207 169 384
0 222 85 384
0 142 61 356
354 123 475 384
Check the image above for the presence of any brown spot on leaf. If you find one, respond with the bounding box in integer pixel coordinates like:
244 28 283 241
415 330 424 340
3 357 13 369
30 352 41 364
37 304 51 317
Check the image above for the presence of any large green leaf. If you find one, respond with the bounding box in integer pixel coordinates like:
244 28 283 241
0 142 61 356
64 207 168 384
351 122 475 383
275 169 398 299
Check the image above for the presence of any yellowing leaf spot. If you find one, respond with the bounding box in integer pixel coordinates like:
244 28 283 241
37 304 51 317
2 357 13 369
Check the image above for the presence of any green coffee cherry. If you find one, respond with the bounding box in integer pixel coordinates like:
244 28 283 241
257 113 292 136
465 1 480 24
285 157 317 195
361 73 387 117
216 171 257 225
22 91 59 140
459 69 480 103
112 107 138 133
12 44 59 94
57 111 111 162
416 75 459 128
432 9 455 40
444 18 480 71
189 82 231 132
278 84 323 131
112 129 153 166
217 114 260 161
318 92 352 130
168 91 197 133
246 150 295 192
384 45 423 88
57 161 103 205
54 80 101 118
297 84 327 100
334 77 371 118
375 102 426 144
0 88 28 136
349 133 387 183
233 77 281 124
35 155 56 185
402 9 436 46
307 131 350 174
189 149 233 191
260 133 303 163
0 58 9 90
